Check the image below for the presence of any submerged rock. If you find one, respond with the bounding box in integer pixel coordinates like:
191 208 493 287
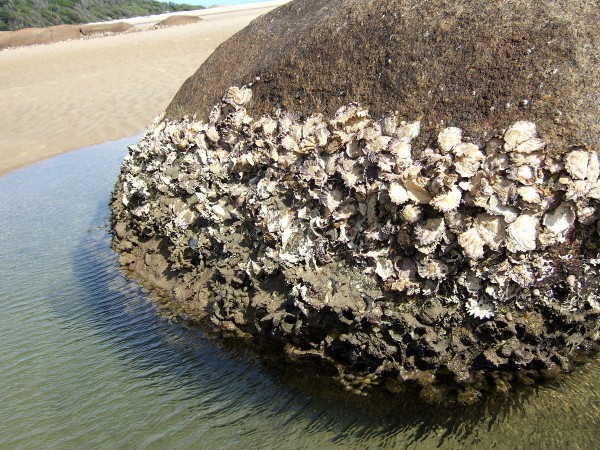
111 0 599 403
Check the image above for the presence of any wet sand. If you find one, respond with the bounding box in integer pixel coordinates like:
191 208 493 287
0 1 288 177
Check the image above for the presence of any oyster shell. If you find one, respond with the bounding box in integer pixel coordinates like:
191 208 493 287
506 214 539 253
458 228 485 260
474 214 506 251
542 203 575 240
437 127 462 153
401 204 423 224
517 185 542 204
403 179 432 204
417 257 449 280
380 115 397 136
389 181 410 205
453 143 484 178
321 187 344 217
223 86 252 108
376 259 396 281
565 150 590 180
388 140 413 167
414 217 446 247
503 121 537 151
395 121 421 143
431 185 462 212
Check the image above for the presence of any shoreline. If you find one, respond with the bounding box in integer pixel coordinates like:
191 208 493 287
0 1 289 178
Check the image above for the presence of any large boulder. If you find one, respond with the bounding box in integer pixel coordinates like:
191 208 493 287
112 0 600 403
166 0 599 152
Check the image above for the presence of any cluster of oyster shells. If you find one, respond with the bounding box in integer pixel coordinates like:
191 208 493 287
119 86 600 321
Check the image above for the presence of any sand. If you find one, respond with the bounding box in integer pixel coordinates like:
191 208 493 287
0 1 289 177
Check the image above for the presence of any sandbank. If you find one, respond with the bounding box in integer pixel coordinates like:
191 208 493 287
0 1 289 177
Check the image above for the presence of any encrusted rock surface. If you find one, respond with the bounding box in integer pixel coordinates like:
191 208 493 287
111 87 599 403
111 0 599 403
166 0 599 154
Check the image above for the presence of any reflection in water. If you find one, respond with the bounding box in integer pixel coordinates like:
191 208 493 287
0 137 598 449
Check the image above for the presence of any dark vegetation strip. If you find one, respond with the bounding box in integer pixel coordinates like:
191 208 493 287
0 0 203 31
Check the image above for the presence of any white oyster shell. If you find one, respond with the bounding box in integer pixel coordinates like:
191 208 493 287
430 185 462 212
380 116 397 136
543 203 575 239
486 195 519 223
401 204 422 224
333 203 357 221
388 140 412 165
256 116 278 135
458 228 485 260
503 121 537 150
321 188 344 217
414 218 446 247
174 208 197 229
223 86 252 107
404 179 432 204
339 162 363 188
587 151 600 183
395 121 421 143
514 137 545 154
506 214 539 253
509 164 537 185
437 127 462 153
376 259 396 281
332 104 370 131
389 181 410 205
417 257 449 280
458 272 482 294
474 214 506 251
281 134 300 153
565 150 590 180
517 185 542 204
453 143 485 178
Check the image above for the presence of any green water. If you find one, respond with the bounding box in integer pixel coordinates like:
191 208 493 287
0 136 598 449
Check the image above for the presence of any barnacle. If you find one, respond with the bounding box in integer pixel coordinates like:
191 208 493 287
466 298 495 320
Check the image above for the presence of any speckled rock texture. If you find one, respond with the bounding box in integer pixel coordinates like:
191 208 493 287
166 0 599 153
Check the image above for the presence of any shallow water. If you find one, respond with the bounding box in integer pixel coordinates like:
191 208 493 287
0 137 599 449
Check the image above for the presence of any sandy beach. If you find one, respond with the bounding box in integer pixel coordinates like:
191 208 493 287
0 1 288 177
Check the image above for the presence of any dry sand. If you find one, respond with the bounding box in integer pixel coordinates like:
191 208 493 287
0 1 289 177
